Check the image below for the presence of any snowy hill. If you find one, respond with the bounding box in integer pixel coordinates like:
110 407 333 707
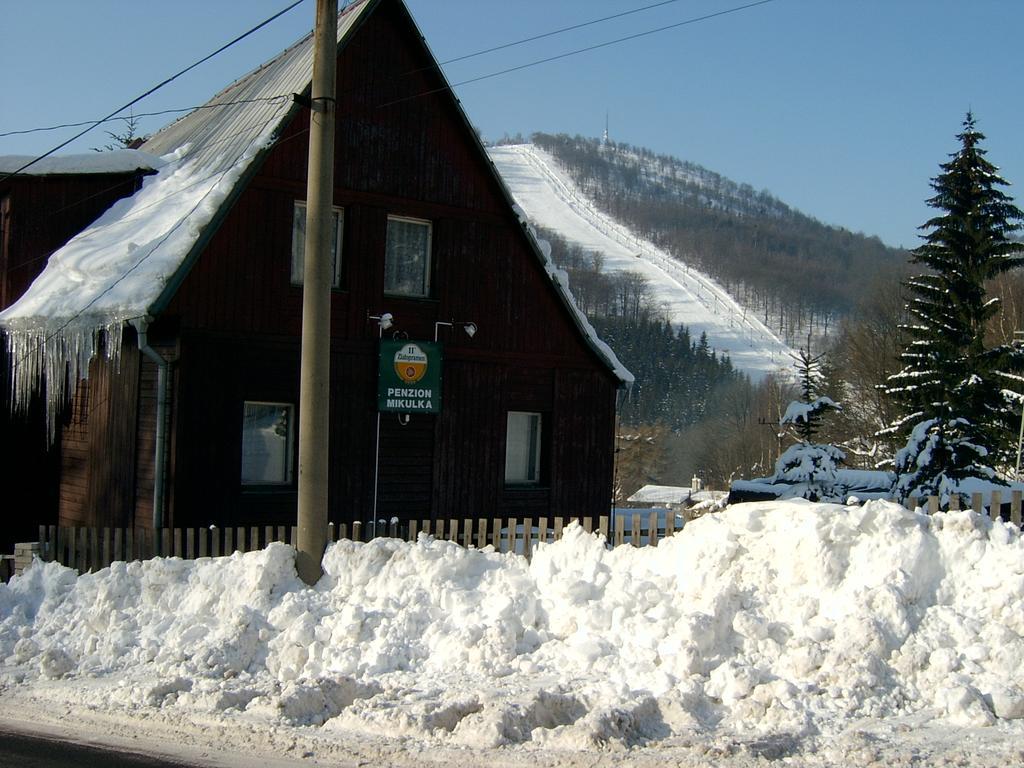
488 143 793 380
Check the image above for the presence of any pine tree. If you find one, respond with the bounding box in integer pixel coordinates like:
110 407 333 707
782 344 838 442
884 113 1024 502
771 342 844 500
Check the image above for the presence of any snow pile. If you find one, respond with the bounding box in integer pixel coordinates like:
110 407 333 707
2 501 1024 754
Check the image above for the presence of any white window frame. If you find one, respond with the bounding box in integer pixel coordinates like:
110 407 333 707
505 411 543 486
241 401 295 487
291 200 344 288
384 215 432 297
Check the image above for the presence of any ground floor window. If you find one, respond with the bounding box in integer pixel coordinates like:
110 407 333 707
505 411 542 485
241 401 295 486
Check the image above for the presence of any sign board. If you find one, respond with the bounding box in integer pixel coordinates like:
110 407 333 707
377 340 442 413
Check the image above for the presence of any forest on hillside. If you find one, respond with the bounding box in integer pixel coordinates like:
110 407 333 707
530 132 909 343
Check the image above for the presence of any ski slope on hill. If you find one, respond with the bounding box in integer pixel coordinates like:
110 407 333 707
488 144 793 379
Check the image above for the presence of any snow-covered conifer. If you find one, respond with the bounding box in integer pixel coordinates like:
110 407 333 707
884 113 1024 500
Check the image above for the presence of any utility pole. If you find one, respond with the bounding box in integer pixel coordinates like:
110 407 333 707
296 0 337 585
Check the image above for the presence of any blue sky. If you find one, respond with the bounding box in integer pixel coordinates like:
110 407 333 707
2 0 1022 249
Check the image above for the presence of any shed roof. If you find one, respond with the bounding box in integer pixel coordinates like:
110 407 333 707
0 150 165 176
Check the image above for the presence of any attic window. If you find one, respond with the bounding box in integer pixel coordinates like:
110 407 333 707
291 200 343 288
384 216 432 297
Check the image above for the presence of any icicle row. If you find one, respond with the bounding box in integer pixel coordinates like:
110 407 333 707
3 317 126 443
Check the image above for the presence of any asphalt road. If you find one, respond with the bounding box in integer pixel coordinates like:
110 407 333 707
0 728 206 768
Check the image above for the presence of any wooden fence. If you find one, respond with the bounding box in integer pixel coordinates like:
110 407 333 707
22 492 1024 575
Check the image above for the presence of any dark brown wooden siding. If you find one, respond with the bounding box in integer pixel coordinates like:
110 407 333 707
58 379 91 527
52 334 141 528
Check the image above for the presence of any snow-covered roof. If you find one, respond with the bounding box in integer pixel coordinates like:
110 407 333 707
0 0 630 434
627 485 694 504
0 149 165 176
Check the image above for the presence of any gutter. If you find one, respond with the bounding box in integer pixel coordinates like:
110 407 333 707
131 318 173 530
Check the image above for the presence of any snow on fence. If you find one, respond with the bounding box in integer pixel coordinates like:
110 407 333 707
29 512 674 575
22 493 1024 575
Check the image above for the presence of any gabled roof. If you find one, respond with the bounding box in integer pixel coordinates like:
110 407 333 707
1 0 629 432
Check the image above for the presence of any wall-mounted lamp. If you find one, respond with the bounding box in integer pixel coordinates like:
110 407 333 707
368 311 395 334
435 319 478 342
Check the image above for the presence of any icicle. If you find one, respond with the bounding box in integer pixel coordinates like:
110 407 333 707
3 316 127 443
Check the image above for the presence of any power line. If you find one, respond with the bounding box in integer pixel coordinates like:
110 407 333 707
0 97 291 140
380 0 778 109
3 0 761 147
438 0 690 66
0 0 306 184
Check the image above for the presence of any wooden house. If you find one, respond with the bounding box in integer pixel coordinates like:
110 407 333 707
0 0 630 538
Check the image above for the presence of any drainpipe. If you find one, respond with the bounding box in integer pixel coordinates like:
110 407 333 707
132 318 170 530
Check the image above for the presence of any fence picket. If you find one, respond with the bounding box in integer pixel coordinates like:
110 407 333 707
631 513 641 548
102 528 111 569
524 517 533 559
648 511 659 546
1013 491 1022 526
990 491 1002 521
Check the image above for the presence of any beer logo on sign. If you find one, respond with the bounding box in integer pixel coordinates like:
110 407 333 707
394 343 428 383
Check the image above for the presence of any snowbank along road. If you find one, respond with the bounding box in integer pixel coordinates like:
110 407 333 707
1 500 1024 766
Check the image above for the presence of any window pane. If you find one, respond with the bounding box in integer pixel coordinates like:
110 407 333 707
505 412 541 484
384 217 431 296
291 201 342 287
241 402 294 485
